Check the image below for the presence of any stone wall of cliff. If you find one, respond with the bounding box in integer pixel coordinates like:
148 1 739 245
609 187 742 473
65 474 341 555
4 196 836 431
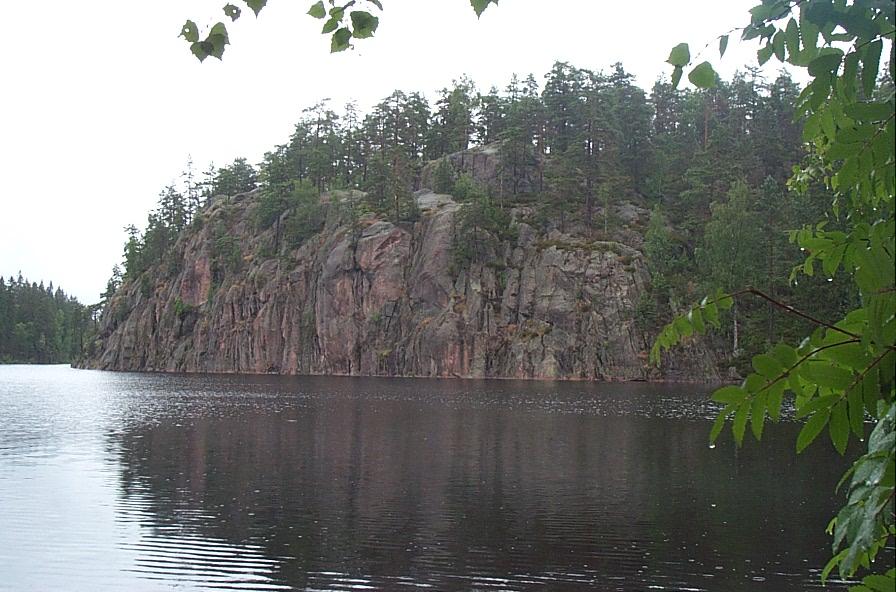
83 151 720 381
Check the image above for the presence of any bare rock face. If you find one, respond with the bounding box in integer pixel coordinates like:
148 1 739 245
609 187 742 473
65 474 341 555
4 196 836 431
83 187 719 382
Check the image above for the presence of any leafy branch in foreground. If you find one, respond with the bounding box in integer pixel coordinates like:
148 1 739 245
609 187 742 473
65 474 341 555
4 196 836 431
656 0 894 584
654 278 895 582
180 0 499 61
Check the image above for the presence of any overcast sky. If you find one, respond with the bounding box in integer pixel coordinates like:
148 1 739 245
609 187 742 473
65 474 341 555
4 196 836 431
0 0 796 303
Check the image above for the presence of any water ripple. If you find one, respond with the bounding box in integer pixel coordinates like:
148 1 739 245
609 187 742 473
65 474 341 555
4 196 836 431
0 366 869 591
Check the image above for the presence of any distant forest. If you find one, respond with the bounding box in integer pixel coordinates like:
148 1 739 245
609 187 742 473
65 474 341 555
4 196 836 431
110 61 892 367
0 275 96 364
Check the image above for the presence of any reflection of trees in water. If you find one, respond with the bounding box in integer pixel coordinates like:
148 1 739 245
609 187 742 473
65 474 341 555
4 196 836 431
108 380 849 591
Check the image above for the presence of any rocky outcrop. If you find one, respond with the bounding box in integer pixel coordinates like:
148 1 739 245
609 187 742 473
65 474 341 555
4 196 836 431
419 143 543 195
83 172 719 381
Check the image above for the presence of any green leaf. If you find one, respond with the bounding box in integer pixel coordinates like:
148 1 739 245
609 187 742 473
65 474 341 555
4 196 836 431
829 400 849 454
803 0 836 27
206 22 229 59
767 381 785 422
330 27 352 52
799 8 820 50
350 11 379 38
744 373 765 394
820 109 836 141
861 40 883 98
713 385 747 405
703 299 721 328
820 342 870 370
789 372 806 400
322 17 340 34
742 23 762 41
209 22 229 40
844 102 893 122
733 401 749 447
673 316 693 338
751 390 768 441
772 31 785 62
716 291 734 310
671 65 683 89
688 308 705 334
784 18 800 59
244 0 267 17
190 41 211 62
828 140 861 161
797 408 831 453
862 574 896 592
847 383 865 437
862 366 880 417
796 394 839 419
718 35 729 58
822 244 847 276
868 402 895 453
748 4 773 24
770 343 798 368
181 20 199 43
307 1 326 18
710 404 735 444
667 43 690 67
808 51 843 76
835 124 874 145
470 0 495 18
821 548 848 583
804 256 814 277
758 43 774 66
801 361 854 390
841 52 860 100
753 353 784 379
224 4 242 21
688 61 717 88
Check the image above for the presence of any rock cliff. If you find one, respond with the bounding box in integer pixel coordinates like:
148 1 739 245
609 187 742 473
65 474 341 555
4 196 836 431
83 151 719 381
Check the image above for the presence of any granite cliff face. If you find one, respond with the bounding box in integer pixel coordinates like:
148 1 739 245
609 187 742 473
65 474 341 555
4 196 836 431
84 150 719 381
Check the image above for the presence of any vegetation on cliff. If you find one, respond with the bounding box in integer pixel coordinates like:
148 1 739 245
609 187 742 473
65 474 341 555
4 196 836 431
110 60 874 374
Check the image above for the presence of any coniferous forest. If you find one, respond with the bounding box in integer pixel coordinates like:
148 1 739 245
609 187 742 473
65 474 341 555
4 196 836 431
0 275 96 364
112 61 888 370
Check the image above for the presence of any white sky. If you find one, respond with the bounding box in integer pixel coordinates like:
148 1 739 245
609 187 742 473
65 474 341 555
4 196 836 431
0 0 796 303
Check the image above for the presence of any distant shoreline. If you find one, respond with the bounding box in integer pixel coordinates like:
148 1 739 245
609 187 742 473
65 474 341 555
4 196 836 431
1 361 74 366
71 364 729 386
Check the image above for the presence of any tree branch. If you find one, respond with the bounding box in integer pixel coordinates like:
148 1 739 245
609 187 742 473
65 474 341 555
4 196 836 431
737 287 862 340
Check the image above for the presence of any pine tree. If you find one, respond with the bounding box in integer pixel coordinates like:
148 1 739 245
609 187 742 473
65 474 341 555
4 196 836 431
543 61 585 154
0 275 95 363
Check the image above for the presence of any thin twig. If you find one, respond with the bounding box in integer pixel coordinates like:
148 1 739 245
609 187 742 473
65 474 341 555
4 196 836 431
740 287 862 339
838 348 890 404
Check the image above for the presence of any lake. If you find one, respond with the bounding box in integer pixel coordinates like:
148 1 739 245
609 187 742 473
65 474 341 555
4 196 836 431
0 365 853 591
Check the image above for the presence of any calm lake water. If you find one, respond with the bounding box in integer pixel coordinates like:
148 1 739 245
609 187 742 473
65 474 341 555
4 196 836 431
0 365 856 591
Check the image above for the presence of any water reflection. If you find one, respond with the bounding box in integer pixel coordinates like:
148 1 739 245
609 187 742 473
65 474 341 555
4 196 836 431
92 373 852 591
0 367 865 590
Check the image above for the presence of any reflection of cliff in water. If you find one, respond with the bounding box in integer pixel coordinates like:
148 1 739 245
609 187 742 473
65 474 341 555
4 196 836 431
108 376 848 591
